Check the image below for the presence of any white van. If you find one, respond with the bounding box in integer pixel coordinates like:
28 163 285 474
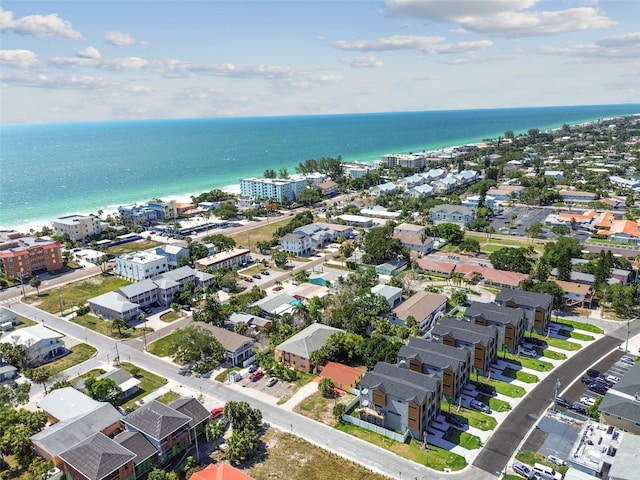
533 463 562 480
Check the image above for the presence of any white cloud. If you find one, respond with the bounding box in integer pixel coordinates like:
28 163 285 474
385 0 615 37
49 55 150 71
0 7 83 40
340 55 384 68
103 30 147 46
76 46 101 59
0 49 41 69
597 32 640 48
333 35 492 54
122 85 152 93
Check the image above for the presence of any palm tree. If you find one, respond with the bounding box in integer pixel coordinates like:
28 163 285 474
112 318 127 336
29 275 42 295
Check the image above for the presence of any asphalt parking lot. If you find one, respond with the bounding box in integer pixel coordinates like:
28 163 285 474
491 206 552 237
230 370 294 399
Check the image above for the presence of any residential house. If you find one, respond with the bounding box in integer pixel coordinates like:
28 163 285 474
194 248 251 271
250 291 298 317
336 214 373 228
189 324 255 366
115 252 168 282
398 338 470 402
0 230 63 280
390 291 447 332
32 388 123 466
375 258 407 276
52 214 103 241
280 233 314 256
0 352 17 382
169 397 212 441
454 264 530 289
544 171 564 181
189 463 255 480
421 168 446 182
464 301 526 353
360 206 401 221
430 317 498 376
318 180 339 197
405 184 434 198
455 170 479 187
358 362 441 439
558 190 599 203
599 363 640 434
117 279 159 309
274 323 344 373
117 204 159 226
371 284 403 309
495 288 553 334
291 282 329 302
113 431 159 479
155 244 190 268
461 195 498 211
121 400 192 464
80 368 140 400
0 324 65 366
319 362 364 392
552 280 594 308
370 182 397 196
58 432 136 480
429 205 475 227
486 185 525 202
597 219 640 244
432 175 459 194
343 162 378 179
415 257 456 277
88 291 141 321
227 312 272 333
397 174 425 189
393 232 434 256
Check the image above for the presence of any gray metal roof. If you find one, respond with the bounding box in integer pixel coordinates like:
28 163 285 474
88 291 139 314
122 400 190 441
275 323 343 359
169 397 211 428
371 284 402 300
113 431 157 465
599 363 640 423
431 317 498 346
251 292 297 314
398 345 460 371
495 288 552 310
191 323 255 353
118 279 158 299
464 301 523 326
153 265 195 283
408 337 470 362
36 387 101 422
360 362 439 404
59 432 135 480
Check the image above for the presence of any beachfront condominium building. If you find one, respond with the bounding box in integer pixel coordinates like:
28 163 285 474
51 214 102 241
381 153 427 169
115 252 168 281
147 198 177 220
240 177 308 203
118 204 159 225
0 231 63 280
194 248 251 272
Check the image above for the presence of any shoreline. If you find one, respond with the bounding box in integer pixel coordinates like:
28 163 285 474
3 111 637 235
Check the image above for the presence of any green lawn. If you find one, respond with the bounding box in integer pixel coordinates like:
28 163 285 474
24 276 131 314
118 362 169 410
477 394 511 412
529 332 582 351
558 329 595 341
148 331 178 358
335 422 467 471
554 318 602 334
442 401 497 431
71 314 152 339
472 377 526 397
443 428 482 449
503 353 553 372
42 344 97 376
155 390 182 405
540 349 567 361
502 367 539 384
160 310 184 322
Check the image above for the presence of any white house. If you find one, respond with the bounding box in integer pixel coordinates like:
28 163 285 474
115 252 168 281
0 325 65 366
280 233 314 256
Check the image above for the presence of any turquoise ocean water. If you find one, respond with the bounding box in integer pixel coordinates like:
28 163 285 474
1 104 639 230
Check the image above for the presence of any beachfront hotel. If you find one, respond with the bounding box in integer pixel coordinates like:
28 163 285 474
239 177 308 203
0 231 63 281
51 214 103 241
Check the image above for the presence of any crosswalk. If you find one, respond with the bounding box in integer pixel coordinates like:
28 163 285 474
0 296 21 307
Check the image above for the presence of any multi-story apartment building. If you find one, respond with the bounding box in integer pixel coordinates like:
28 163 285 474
464 301 526 353
118 204 159 225
359 362 441 439
51 214 102 241
240 177 308 203
0 231 63 280
381 153 427 169
147 198 177 220
115 252 168 281
194 248 250 272
495 288 553 334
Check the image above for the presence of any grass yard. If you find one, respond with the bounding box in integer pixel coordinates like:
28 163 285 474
442 401 497 431
277 371 317 405
503 353 553 372
160 310 184 322
15 316 37 329
475 377 526 397
42 344 97 376
230 217 292 252
335 423 466 471
554 318 602 334
25 275 131 314
155 390 182 405
118 362 169 410
247 429 391 480
529 332 582 351
107 239 163 255
558 329 595 341
294 390 355 426
540 349 567 360
148 331 179 358
443 428 482 449
477 394 511 412
502 367 539 383
72 314 151 339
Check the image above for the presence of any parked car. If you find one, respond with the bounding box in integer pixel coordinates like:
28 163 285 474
512 461 534 479
555 396 571 408
472 382 496 396
581 376 593 385
444 413 465 428
621 356 635 365
587 369 600 378
244 277 253 282
580 396 596 406
527 337 547 347
265 377 277 387
588 383 608 395
470 399 491 414
250 370 264 382
261 270 270 275
606 374 620 384
547 455 567 467
570 403 587 415
520 348 538 358
252 274 261 279
249 364 259 373
273 286 284 291
210 407 224 419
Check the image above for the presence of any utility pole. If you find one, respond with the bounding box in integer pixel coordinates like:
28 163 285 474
553 378 560 412
626 317 630 352
18 271 26 298
114 342 120 365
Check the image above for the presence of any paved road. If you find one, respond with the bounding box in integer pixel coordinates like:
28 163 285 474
472 318 640 476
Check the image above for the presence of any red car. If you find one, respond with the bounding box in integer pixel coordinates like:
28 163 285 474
211 407 224 419
250 369 264 382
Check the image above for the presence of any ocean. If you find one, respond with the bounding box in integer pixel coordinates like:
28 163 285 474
1 104 639 231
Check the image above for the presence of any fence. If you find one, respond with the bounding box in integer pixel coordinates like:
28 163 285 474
341 395 409 443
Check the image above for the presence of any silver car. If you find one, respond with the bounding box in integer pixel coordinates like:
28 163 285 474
512 461 534 479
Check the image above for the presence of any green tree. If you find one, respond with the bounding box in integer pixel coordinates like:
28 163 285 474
206 418 227 441
225 428 260 462
587 396 602 419
111 318 127 336
318 377 335 397
263 169 277 179
278 168 289 179
170 326 226 370
333 403 347 421
0 381 30 408
526 221 544 240
297 187 322 206
362 223 403 264
542 237 582 281
27 368 51 395
84 377 123 407
193 291 225 327
271 249 289 268
292 269 310 284
488 246 536 273
203 234 236 252
147 470 179 480
255 240 273 254
29 276 42 295
188 241 210 261
450 289 468 307
436 223 464 245
224 401 263 432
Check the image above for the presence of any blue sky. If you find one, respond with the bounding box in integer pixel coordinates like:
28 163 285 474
1 1 639 123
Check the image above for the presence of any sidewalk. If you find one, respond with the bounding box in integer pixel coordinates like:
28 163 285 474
280 380 318 411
